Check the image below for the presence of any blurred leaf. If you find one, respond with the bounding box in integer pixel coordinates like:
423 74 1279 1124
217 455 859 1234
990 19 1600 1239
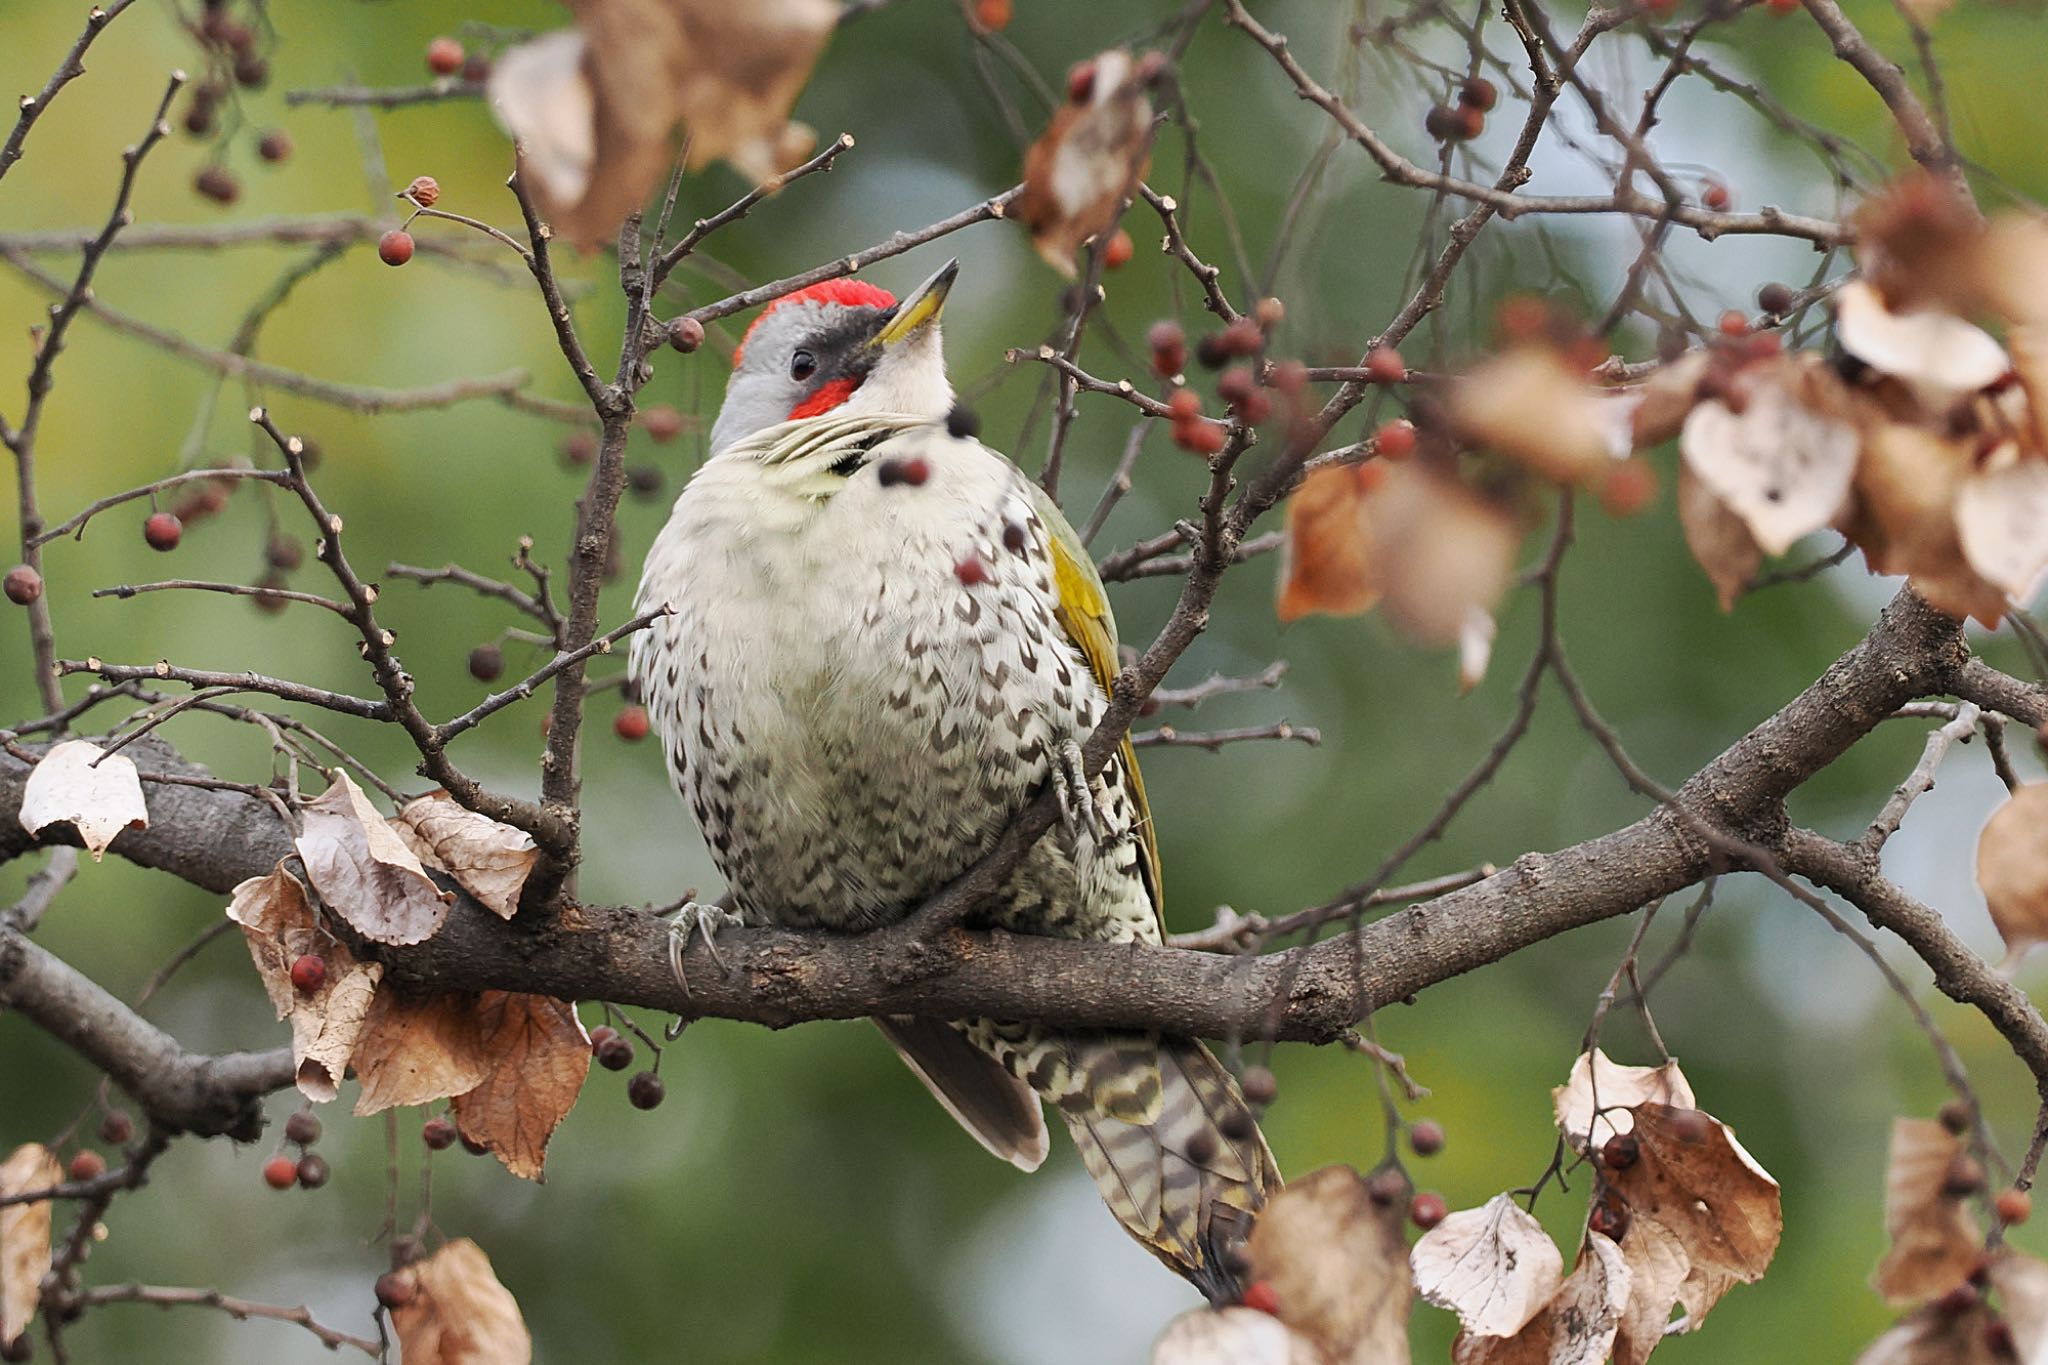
1246 1164 1412 1364
1679 356 1858 557
17 739 146 861
1976 783 2048 965
1017 49 1155 277
1152 1306 1325 1364
390 1237 532 1365
0 1144 58 1348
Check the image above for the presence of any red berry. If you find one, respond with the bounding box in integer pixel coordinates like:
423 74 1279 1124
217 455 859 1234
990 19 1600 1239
1702 180 1732 212
4 566 42 605
1717 309 1749 337
1496 294 1550 341
98 1111 133 1145
642 405 685 441
374 1271 416 1310
1221 319 1263 357
263 1154 299 1190
588 1025 618 1049
561 431 598 467
289 954 327 995
954 554 992 586
1601 1133 1641 1169
1409 1120 1446 1157
1066 60 1097 104
1373 418 1417 460
144 512 182 551
1165 388 1202 422
284 1111 322 1146
1240 1066 1277 1106
295 1153 329 1189
1459 77 1498 112
1171 417 1226 456
1589 1198 1631 1241
378 230 415 267
421 1117 457 1151
1269 360 1308 394
1240 1280 1280 1316
1765 0 1799 12
975 0 1014 27
876 456 930 488
194 166 240 204
426 37 465 76
257 130 292 163
1233 390 1273 425
1217 367 1257 406
1456 105 1486 140
596 1035 635 1071
1148 321 1187 377
1425 104 1462 141
1102 228 1134 270
669 316 705 354
1998 1188 2033 1226
614 705 651 743
1410 1192 1447 1230
1600 459 1658 516
67 1150 106 1182
627 1071 666 1110
1364 346 1407 385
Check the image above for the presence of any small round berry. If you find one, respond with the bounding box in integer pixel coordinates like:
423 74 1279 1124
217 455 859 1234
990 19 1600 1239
588 1025 619 1050
1716 309 1749 337
403 175 440 208
561 431 598 467
1172 417 1226 456
1269 359 1308 394
252 576 289 616
1701 180 1732 212
374 1271 417 1311
295 1153 330 1189
67 1150 106 1182
1147 320 1187 377
1240 1280 1281 1316
614 705 651 743
876 456 931 488
946 405 982 441
1374 419 1417 460
1241 1066 1277 1107
1600 459 1658 517
1410 1192 1448 1230
263 1154 299 1190
1938 1098 1974 1135
233 55 268 89
1101 228 1135 270
642 405 685 441
257 130 292 163
1425 104 1462 141
1459 76 1498 112
284 1110 322 1146
194 166 240 205
1589 1199 1631 1242
1233 390 1272 424
1066 60 1097 104
1365 345 1407 385
468 644 504 683
1944 1155 1988 1198
1254 297 1287 330
461 54 493 83
596 1035 636 1072
421 1117 458 1151
1218 1108 1255 1142
1409 1120 1446 1157
183 102 216 137
459 1132 489 1156
4 566 42 606
1166 388 1203 422
975 0 1013 29
1221 319 1263 357
1757 282 1796 316
289 953 327 995
954 554 992 587
1217 367 1257 407
265 533 304 571
98 1111 133 1145
1456 105 1486 139
1997 1188 2033 1226
1185 1129 1218 1165
627 464 665 500
669 316 705 354
1665 1108 1711 1143
426 37 465 77
1601 1133 1641 1170
1365 1167 1407 1207
627 1071 666 1110
144 512 183 552
1194 332 1230 370
378 230 415 267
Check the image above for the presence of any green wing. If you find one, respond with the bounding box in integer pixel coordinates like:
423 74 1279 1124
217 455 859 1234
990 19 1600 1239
1026 483 1165 929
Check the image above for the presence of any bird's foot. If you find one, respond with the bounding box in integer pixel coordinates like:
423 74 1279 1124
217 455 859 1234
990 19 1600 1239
664 899 748 998
1051 735 1100 848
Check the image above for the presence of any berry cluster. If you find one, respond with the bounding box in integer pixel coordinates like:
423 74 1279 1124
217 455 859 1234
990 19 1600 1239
260 1106 328 1191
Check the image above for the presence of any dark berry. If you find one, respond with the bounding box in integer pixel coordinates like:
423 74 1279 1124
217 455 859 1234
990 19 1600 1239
194 166 240 204
1409 1120 1446 1157
1939 1098 1973 1135
1945 1155 1987 1198
614 706 650 743
284 1111 322 1146
596 1035 635 1071
1240 1065 1277 1107
265 533 304 571
561 431 598 467
257 130 292 163
467 644 504 683
374 1271 416 1310
626 464 665 499
641 405 684 441
627 1071 666 1110
945 405 981 441
378 230 415 267
233 55 268 89
669 316 705 353
1365 1167 1407 1206
421 1117 457 1151
1459 77 1498 111
1757 282 1795 316
877 456 931 488
1410 1192 1447 1230
461 54 493 83
144 511 184 551
1589 1198 1631 1242
1147 321 1187 377
67 1150 106 1182
262 1154 299 1189
1194 332 1229 370
588 1025 618 1050
98 1111 133 1145
426 37 465 76
1425 104 1463 141
4 566 42 605
289 954 327 995
295 1153 329 1188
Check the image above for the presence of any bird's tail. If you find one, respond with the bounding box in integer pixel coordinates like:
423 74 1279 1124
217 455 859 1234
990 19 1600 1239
967 1021 1280 1302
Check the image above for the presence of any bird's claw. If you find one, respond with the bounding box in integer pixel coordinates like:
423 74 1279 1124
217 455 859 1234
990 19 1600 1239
1052 735 1099 847
664 899 747 998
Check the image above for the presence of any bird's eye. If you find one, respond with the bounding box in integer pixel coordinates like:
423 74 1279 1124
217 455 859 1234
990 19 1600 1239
791 349 818 382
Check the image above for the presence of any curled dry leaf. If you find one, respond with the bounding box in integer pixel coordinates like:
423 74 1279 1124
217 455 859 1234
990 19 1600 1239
1873 1118 1984 1304
1451 349 1617 484
1977 215 2048 328
1371 468 1520 650
1855 1300 2007 1365
389 1238 532 1365
1016 48 1154 277
1552 1049 1696 1154
226 864 382 1102
1452 1234 1631 1365
17 738 147 861
450 992 592 1182
350 990 495 1118
1677 465 1762 612
1955 455 2048 603
1278 464 1380 623
1845 421 2008 626
1610 1217 1692 1365
295 771 454 946
1629 353 1711 451
490 0 837 248
1411 1193 1564 1340
1834 279 2011 409
396 793 538 920
1152 1307 1325 1365
1246 1164 1412 1365
1976 783 2048 966
1679 356 1859 556
0 1144 60 1348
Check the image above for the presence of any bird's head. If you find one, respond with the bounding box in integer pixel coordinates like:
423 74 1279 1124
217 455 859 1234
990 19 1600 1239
708 260 958 455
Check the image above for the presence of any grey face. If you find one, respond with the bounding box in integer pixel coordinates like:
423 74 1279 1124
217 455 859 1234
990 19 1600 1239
709 297 895 454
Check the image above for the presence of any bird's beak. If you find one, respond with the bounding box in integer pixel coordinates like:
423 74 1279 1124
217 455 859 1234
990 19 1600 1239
871 259 958 349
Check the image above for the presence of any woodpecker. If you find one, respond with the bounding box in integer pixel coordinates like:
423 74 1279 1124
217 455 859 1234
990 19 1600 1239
629 260 1278 1298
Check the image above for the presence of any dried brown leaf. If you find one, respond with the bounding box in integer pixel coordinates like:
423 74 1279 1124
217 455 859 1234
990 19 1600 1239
1452 1235 1631 1365
225 864 383 1102
1452 349 1618 484
1676 464 1763 612
1845 420 2009 626
1152 1307 1326 1365
1016 49 1154 277
1873 1118 1984 1304
1855 1301 2006 1365
1605 1102 1781 1307
1629 353 1711 450
1552 1050 1696 1155
1977 783 2048 965
1956 455 2048 603
1277 464 1380 623
1835 279 2010 407
351 991 495 1118
1610 1217 1692 1365
1371 468 1521 649
388 1238 532 1365
0 1144 59 1348
396 793 538 920
1411 1193 1564 1340
1246 1164 1412 1365
1988 1251 2048 1358
296 772 453 946
1977 216 2048 328
17 738 147 861
1680 357 1859 556
450 992 591 1182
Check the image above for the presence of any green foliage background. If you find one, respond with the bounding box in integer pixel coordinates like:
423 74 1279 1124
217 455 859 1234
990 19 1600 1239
3 1 2047 1360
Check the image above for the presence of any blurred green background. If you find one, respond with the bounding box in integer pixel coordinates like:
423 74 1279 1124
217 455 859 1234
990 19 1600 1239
3 0 2046 1360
